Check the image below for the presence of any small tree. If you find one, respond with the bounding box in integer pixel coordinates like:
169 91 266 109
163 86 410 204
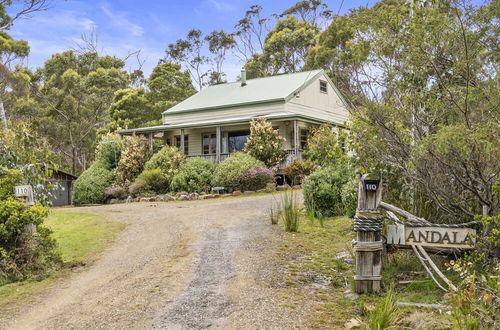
116 135 150 183
244 117 286 167
303 124 345 166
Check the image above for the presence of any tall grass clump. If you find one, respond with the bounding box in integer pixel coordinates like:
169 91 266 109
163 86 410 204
368 285 399 329
269 204 279 225
282 190 299 232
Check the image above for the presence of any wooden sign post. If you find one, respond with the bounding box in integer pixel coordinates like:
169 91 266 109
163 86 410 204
354 174 383 293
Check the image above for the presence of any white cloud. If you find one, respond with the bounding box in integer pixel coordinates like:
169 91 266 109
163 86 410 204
32 10 96 32
100 4 144 37
206 0 237 12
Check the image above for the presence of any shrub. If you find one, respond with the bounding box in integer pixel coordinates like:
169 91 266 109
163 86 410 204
143 145 186 191
138 168 170 194
95 133 124 169
0 168 23 199
104 184 129 200
239 166 275 191
73 162 115 205
283 159 318 185
116 135 150 183
244 117 286 167
212 152 264 192
303 164 354 217
0 199 61 285
341 176 358 218
171 157 217 193
129 177 149 197
303 124 346 166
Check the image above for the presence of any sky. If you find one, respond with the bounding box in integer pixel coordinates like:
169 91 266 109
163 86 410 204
7 0 379 80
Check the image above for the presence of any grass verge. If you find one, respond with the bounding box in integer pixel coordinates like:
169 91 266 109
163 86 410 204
271 212 455 329
0 209 124 311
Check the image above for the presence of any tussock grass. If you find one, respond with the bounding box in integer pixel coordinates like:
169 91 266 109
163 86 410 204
281 191 299 232
368 284 399 329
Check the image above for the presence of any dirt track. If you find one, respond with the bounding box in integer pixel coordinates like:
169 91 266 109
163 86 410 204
3 194 303 329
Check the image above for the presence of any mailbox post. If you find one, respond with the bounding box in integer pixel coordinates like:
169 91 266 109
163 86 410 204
14 185 37 234
354 174 383 293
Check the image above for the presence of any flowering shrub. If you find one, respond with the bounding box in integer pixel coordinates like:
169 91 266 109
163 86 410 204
239 166 275 191
116 135 150 183
95 133 124 169
73 162 115 205
143 145 186 190
244 117 286 167
171 157 217 193
283 159 318 185
212 152 264 192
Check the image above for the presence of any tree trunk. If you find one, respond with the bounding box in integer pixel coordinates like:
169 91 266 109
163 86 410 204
0 100 7 128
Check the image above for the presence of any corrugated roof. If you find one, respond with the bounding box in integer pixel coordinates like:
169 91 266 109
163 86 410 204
164 69 324 114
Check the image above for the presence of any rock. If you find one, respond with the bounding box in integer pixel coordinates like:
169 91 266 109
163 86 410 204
336 251 355 264
222 193 232 197
108 198 119 204
232 190 242 196
139 197 149 202
292 185 302 190
126 196 134 203
205 194 215 199
256 189 266 193
176 191 188 197
189 193 199 200
212 194 221 198
344 290 359 301
163 195 175 201
177 194 188 201
276 185 290 191
265 183 276 192
243 191 255 194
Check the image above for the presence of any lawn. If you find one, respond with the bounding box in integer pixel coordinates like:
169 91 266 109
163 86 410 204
271 212 454 329
0 209 125 311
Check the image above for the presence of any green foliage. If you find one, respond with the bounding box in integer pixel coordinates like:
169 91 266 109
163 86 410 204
143 145 186 189
171 157 216 193
0 199 61 285
0 168 22 199
72 162 115 205
283 159 318 185
341 175 358 218
148 62 196 110
138 168 170 194
0 122 59 201
116 135 151 183
303 164 354 217
128 177 149 198
303 124 346 166
239 166 275 191
107 88 155 131
103 184 129 200
281 190 300 232
367 285 399 329
212 152 264 192
95 133 124 169
244 117 286 167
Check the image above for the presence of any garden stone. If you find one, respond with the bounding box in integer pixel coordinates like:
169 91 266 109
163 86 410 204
243 191 255 194
222 193 232 197
232 190 242 196
276 185 290 191
292 185 302 190
108 198 119 204
344 290 359 301
164 195 175 201
205 194 215 199
176 191 188 197
212 194 220 198
177 195 189 201
257 189 266 193
140 197 149 202
126 196 134 203
189 193 199 200
265 183 276 192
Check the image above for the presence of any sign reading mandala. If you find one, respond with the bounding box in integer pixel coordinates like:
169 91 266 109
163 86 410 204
387 225 476 249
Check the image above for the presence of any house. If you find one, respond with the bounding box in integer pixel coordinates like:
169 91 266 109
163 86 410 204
49 169 78 206
118 69 349 169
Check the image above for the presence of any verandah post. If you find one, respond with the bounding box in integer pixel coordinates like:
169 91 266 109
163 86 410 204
180 129 185 155
216 126 221 163
354 174 383 293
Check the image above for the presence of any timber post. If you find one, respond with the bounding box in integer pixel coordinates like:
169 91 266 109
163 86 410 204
354 173 383 293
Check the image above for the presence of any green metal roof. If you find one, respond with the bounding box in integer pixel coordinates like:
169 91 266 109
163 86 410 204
163 69 324 114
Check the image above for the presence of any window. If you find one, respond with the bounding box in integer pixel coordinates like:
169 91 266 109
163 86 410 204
174 135 189 154
300 129 309 150
228 130 250 152
202 133 217 154
320 80 328 93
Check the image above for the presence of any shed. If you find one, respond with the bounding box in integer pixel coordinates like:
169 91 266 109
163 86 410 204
49 170 78 206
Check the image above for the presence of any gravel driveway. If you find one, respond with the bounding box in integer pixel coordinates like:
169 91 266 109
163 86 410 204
4 193 303 329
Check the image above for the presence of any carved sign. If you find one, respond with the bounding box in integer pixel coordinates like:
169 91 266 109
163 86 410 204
14 185 35 206
387 225 476 249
